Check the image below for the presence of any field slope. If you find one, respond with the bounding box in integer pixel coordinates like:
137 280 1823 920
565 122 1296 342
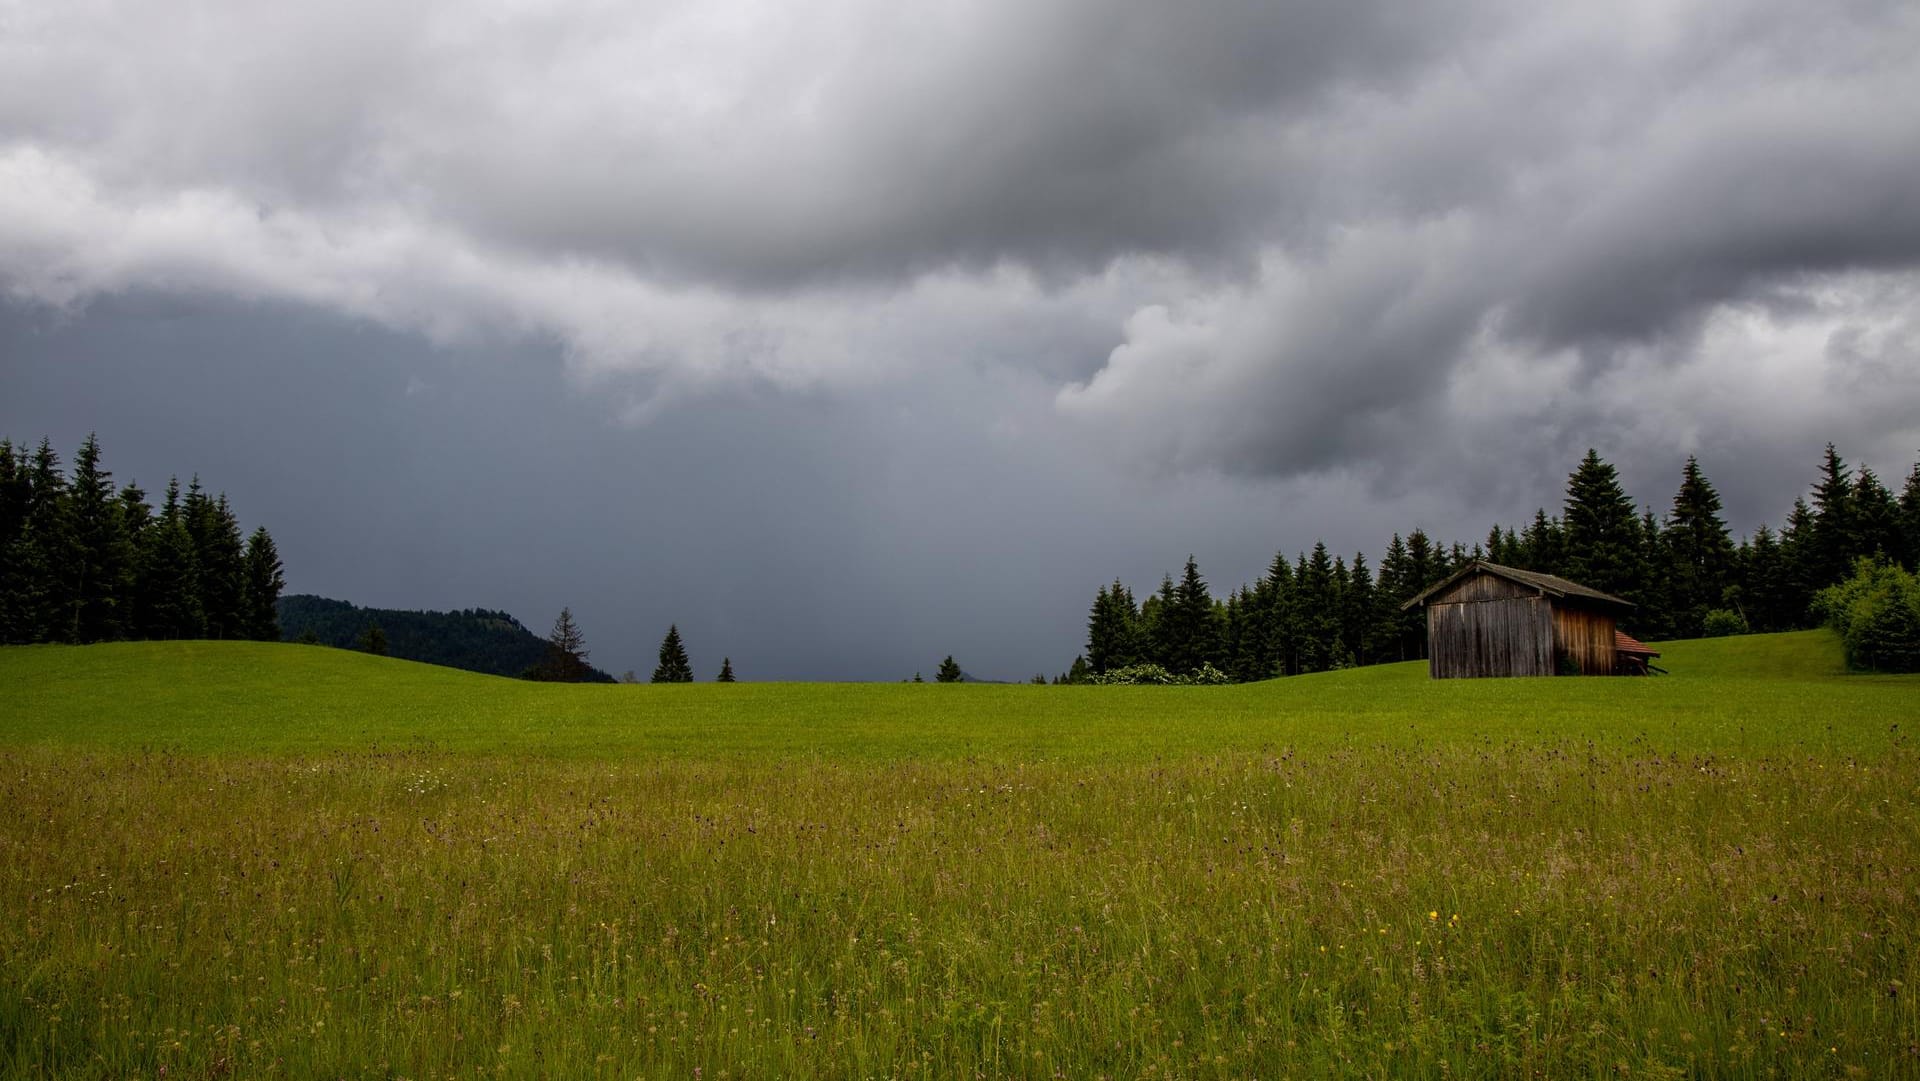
0 630 1907 759
1 631 1916 1078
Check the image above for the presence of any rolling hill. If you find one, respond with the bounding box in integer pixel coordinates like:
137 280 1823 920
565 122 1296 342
275 594 615 682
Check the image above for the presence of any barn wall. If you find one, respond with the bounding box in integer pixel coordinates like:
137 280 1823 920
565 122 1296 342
1426 595 1554 678
1552 605 1618 675
1427 574 1537 605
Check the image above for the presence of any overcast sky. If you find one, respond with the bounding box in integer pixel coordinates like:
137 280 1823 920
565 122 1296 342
5 0 1919 678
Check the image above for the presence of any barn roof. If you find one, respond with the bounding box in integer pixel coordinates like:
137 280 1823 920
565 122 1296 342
1399 560 1634 612
1613 630 1659 657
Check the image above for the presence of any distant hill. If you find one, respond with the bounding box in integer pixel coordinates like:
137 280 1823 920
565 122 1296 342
276 595 616 682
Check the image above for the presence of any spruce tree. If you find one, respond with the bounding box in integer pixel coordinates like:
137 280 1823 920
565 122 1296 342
934 655 963 683
242 527 285 641
1156 555 1223 675
1141 574 1176 668
1778 497 1817 628
1561 450 1641 599
68 434 131 643
1633 509 1669 639
1294 543 1340 673
359 622 388 656
4 439 79 643
1519 509 1565 574
1226 587 1263 682
1374 533 1414 662
1853 466 1901 563
652 624 693 683
717 657 736 682
115 482 152 636
1739 525 1790 631
0 440 24 555
1899 459 1920 570
1663 456 1735 638
1087 581 1145 675
1343 552 1376 666
536 607 592 681
135 479 204 640
1807 444 1856 588
1254 551 1295 676
186 488 245 639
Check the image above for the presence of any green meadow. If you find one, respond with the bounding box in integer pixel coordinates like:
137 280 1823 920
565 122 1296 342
2 632 1917 1078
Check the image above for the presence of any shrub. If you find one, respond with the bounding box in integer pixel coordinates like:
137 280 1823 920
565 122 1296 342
1814 558 1920 673
1700 608 1749 638
1087 662 1233 686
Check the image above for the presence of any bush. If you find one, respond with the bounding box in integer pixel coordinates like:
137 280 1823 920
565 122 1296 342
1700 609 1749 638
1088 662 1233 686
1814 558 1920 673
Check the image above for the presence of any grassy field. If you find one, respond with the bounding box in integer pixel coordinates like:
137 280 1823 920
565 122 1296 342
1 632 1916 1078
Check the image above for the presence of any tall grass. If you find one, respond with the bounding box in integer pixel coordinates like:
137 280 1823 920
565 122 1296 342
2 632 1916 1077
3 740 1915 1078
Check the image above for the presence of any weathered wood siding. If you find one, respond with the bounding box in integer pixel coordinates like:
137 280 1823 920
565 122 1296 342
1551 606 1618 675
1427 573 1537 605
1425 595 1554 678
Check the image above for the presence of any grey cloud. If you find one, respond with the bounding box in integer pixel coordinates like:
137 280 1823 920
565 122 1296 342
6 0 1920 678
1058 0 1920 483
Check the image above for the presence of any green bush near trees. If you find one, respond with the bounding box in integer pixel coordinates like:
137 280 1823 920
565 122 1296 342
1816 558 1920 673
1701 608 1749 637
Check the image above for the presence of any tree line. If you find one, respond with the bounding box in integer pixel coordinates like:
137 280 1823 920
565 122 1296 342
533 611 735 684
0 434 284 645
1076 445 1920 682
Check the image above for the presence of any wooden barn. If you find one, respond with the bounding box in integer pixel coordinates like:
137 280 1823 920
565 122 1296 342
1401 560 1639 678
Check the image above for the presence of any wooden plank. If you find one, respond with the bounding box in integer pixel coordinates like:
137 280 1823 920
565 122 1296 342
1427 596 1553 678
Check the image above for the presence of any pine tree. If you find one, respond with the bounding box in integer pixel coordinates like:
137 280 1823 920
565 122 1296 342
1086 580 1144 675
717 657 736 682
134 479 204 640
0 440 24 554
532 608 592 681
1156 555 1223 675
359 622 388 656
2 439 80 643
1899 459 1920 571
1663 456 1735 638
1245 551 1295 677
1294 543 1341 673
1853 466 1901 563
1343 552 1376 665
1807 444 1856 588
651 624 693 683
1561 450 1641 599
1778 497 1817 628
1067 655 1090 683
1738 525 1791 631
242 527 285 641
1374 533 1415 662
114 482 152 635
935 655 963 683
185 488 245 639
1140 574 1176 668
1633 509 1669 639
1519 509 1565 575
67 434 131 643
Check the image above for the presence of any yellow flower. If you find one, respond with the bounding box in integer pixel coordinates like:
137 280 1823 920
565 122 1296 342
1428 911 1438 920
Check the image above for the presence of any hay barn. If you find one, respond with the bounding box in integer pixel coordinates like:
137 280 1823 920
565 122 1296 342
1401 560 1640 678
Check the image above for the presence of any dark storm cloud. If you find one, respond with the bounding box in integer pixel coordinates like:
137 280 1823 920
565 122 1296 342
5 0 1920 675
